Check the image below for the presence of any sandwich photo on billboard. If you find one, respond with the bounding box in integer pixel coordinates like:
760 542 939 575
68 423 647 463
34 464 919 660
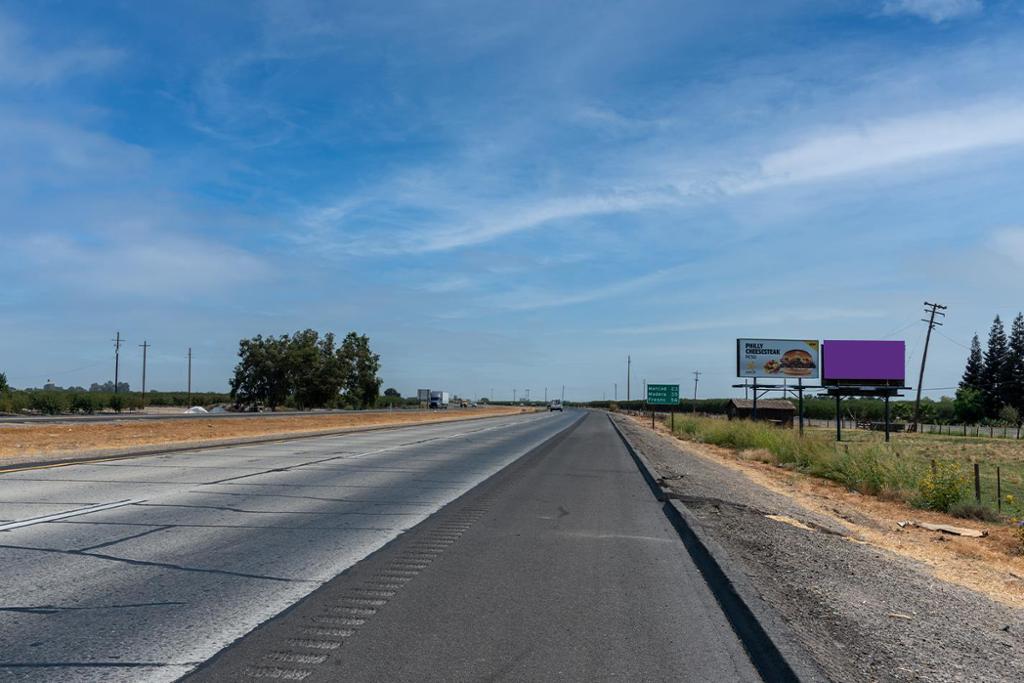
736 339 820 379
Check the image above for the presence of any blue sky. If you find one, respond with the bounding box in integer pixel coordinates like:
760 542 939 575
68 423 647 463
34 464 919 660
3 0 1024 400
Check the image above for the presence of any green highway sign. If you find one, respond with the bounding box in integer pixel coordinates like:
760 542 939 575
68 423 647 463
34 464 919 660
646 383 679 405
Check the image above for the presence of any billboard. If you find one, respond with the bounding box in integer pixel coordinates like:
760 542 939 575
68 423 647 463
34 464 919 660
822 340 905 386
737 339 819 379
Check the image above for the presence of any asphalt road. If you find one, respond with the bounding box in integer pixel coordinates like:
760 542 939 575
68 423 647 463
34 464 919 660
0 410 577 681
188 412 760 682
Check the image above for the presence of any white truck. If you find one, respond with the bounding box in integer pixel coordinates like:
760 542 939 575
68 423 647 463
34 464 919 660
429 391 450 409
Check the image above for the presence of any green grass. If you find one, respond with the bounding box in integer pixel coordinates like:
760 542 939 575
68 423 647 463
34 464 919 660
663 415 1024 519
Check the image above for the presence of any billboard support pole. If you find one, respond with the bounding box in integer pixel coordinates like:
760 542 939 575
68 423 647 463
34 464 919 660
835 394 842 442
884 395 891 443
752 379 758 421
798 378 804 437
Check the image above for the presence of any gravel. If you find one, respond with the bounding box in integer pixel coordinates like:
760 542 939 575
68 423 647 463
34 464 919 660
612 414 1024 683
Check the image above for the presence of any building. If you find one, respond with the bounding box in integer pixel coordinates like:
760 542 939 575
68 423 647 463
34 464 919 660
726 399 796 427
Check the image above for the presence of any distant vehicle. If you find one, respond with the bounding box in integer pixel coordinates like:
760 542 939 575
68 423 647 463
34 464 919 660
549 400 563 412
430 391 450 409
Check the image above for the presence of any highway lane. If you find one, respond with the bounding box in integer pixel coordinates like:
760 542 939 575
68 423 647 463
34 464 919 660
189 411 761 682
0 410 579 681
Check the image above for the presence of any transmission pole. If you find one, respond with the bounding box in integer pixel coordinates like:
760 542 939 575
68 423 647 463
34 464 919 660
614 383 617 401
561 385 565 402
139 341 150 408
187 347 193 408
111 331 124 394
627 355 631 402
545 387 548 403
913 301 947 431
692 370 701 413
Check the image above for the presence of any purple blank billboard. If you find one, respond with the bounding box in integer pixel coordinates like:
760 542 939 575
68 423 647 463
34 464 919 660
822 340 905 386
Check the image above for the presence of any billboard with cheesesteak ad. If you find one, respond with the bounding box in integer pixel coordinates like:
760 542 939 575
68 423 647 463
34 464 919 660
736 339 819 379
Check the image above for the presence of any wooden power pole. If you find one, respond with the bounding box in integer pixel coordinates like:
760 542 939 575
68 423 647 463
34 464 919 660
913 301 947 432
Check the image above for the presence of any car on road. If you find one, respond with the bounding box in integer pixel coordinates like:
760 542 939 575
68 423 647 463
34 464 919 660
548 400 563 412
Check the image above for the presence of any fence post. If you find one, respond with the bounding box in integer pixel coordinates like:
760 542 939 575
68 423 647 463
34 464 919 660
997 466 1002 513
974 463 981 504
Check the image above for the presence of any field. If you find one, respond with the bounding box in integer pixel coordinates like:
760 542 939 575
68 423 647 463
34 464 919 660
661 414 1024 521
0 406 530 465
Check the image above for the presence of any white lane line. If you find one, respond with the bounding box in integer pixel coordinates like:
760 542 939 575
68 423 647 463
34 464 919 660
0 499 145 532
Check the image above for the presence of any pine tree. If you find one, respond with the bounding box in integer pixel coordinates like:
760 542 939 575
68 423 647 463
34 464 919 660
981 315 1009 418
1007 313 1024 421
960 334 984 391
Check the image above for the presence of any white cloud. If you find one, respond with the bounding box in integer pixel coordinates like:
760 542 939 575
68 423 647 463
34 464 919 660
488 265 688 311
15 232 271 297
607 308 885 335
737 100 1024 193
988 227 1024 266
882 0 982 22
0 14 122 85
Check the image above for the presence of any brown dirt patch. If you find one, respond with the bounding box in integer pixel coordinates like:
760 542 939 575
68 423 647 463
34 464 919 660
0 408 530 463
631 415 1024 609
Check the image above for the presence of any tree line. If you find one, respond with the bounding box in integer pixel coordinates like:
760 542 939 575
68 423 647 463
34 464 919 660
229 330 382 410
956 314 1024 425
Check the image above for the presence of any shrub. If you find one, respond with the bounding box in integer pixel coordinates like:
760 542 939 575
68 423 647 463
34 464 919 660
69 393 96 414
948 502 1001 522
608 402 619 412
915 461 967 512
109 394 125 414
29 391 67 415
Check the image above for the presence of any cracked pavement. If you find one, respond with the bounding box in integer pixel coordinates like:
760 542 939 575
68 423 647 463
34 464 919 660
0 411 576 682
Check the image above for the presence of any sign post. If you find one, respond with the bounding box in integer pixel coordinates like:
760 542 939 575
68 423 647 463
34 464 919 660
647 384 680 429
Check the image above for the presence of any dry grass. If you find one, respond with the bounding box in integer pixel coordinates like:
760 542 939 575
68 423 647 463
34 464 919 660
0 407 530 464
634 415 1024 608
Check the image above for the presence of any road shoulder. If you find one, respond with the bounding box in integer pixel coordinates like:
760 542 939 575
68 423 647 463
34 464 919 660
612 413 1024 683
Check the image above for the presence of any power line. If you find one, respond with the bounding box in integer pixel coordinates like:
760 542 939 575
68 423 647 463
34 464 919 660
935 329 971 350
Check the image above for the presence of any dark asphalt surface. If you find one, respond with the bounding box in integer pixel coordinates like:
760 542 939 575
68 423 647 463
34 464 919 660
189 411 760 682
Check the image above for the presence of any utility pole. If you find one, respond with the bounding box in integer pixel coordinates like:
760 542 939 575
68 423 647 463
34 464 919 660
643 378 647 399
187 347 193 408
545 387 548 403
614 383 617 401
112 331 123 393
561 385 565 402
692 370 701 413
139 341 150 408
913 301 947 432
627 355 631 402
513 388 517 403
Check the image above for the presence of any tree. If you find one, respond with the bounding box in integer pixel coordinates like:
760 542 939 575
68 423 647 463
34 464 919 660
960 334 984 391
384 387 400 397
1007 313 1024 422
0 372 9 395
338 332 381 408
981 315 1009 418
230 334 292 410
953 387 984 425
288 330 344 410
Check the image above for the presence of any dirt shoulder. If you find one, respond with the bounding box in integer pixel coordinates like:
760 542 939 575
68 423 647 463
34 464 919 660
613 413 1024 683
0 407 530 466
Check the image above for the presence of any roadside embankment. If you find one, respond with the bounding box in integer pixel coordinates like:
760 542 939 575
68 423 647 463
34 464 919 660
0 407 531 466
614 413 1024 683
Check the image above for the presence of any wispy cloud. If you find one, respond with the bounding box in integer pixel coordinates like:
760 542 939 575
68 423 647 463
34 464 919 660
988 227 1024 266
882 0 983 23
487 265 689 311
0 13 122 85
13 231 272 297
607 308 886 335
736 100 1024 193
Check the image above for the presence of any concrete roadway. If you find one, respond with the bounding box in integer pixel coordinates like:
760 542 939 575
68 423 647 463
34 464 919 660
0 411 577 681
0 410 760 682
